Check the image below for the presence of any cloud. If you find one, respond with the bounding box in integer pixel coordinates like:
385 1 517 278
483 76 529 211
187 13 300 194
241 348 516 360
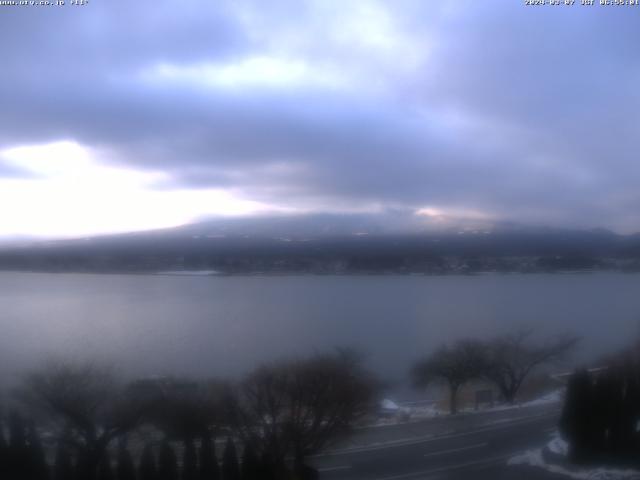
0 0 639 236
141 56 349 90
0 141 276 238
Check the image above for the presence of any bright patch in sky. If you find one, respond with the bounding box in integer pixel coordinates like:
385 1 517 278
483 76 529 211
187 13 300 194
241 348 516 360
145 56 347 90
0 141 274 238
330 1 425 68
415 206 494 228
416 206 491 219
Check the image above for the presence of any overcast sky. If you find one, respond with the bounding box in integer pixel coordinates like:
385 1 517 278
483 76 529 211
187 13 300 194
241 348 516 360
0 0 639 238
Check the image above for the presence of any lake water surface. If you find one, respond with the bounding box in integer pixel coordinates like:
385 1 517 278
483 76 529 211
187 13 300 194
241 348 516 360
1 272 638 392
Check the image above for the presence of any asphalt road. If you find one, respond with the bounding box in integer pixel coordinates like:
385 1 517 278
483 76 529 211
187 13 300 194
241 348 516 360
311 406 566 480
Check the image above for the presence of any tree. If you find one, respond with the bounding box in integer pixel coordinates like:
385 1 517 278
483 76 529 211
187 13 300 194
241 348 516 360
8 411 26 450
53 441 74 480
560 369 597 462
483 330 579 404
199 433 219 480
222 438 240 480
158 441 178 480
182 439 198 480
18 361 150 480
115 439 136 480
233 350 377 475
98 449 114 480
140 378 230 443
412 340 487 414
0 416 7 477
27 421 50 480
76 448 93 480
7 410 29 478
559 349 640 467
139 444 157 480
240 438 261 480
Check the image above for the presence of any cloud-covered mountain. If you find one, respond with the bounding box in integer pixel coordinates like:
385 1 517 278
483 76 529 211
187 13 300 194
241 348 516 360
1 213 639 274
1 1 640 237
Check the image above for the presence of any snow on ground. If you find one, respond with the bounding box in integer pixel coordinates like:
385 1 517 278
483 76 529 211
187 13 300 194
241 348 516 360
488 389 564 412
370 389 564 427
525 389 564 406
381 398 400 410
509 431 640 480
371 405 438 427
548 434 569 456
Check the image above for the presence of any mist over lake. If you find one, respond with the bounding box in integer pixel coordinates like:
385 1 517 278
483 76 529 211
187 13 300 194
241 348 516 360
1 272 638 393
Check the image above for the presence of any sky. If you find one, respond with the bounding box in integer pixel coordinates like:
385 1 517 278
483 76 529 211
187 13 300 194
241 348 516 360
0 0 639 238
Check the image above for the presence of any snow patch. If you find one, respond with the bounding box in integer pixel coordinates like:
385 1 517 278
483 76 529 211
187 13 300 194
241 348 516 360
548 434 569 456
367 389 564 429
525 389 564 406
375 389 563 426
488 389 564 413
381 399 400 410
509 431 640 479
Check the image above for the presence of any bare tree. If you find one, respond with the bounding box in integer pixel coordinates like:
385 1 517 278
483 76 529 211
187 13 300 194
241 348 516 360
234 350 378 476
0 415 7 478
139 377 230 442
17 361 149 480
483 329 579 404
412 340 487 414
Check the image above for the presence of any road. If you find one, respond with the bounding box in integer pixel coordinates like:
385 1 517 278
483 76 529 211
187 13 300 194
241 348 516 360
311 405 566 480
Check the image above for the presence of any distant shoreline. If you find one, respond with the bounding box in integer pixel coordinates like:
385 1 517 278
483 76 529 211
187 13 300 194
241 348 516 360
0 268 639 277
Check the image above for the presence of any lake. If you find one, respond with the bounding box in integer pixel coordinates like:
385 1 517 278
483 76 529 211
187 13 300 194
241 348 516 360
0 272 638 394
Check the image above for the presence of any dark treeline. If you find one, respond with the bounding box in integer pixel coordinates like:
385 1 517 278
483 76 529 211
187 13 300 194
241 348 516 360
0 409 237 480
6 329 623 477
3 228 640 274
0 331 573 477
0 350 377 480
560 344 640 467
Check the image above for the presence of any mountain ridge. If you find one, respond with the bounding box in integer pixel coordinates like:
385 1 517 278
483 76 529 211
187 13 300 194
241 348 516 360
0 214 639 274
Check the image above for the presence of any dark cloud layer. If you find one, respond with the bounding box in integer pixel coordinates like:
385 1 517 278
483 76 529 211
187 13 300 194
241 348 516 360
1 0 640 232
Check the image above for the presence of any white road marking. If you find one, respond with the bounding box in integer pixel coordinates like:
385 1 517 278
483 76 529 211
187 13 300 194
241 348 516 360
313 412 556 457
374 454 511 480
317 465 352 472
423 442 487 458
